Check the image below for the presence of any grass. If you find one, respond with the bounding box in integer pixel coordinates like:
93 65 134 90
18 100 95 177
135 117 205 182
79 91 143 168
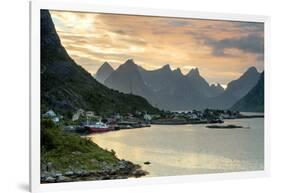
41 119 119 172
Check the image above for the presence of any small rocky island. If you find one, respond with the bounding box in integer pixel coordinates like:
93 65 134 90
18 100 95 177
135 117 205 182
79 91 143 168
206 124 245 129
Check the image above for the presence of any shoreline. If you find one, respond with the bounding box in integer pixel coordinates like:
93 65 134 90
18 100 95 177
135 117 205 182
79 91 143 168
150 115 263 126
40 119 148 184
78 115 264 135
41 160 148 183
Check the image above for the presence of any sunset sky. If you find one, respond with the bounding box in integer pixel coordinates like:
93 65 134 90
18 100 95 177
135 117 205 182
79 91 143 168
50 10 264 86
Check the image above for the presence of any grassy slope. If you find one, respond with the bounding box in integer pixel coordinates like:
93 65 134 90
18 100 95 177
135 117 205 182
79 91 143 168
41 120 119 172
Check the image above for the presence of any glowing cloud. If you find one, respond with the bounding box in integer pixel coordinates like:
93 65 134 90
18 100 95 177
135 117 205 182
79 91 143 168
50 10 264 85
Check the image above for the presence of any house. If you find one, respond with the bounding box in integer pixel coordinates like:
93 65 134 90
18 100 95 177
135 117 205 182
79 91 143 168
144 113 152 121
43 109 60 123
72 113 80 121
77 109 85 115
72 109 85 121
114 113 122 120
85 111 95 118
52 117 60 123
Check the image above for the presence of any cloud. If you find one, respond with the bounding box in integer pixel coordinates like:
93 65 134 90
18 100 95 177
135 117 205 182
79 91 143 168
49 10 264 85
204 34 264 56
232 22 264 34
166 20 192 27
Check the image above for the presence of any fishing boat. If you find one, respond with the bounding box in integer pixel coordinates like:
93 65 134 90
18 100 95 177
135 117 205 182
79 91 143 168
85 119 112 133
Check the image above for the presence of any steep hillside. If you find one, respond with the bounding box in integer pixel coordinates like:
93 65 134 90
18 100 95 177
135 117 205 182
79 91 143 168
231 72 264 112
209 67 261 109
40 10 159 117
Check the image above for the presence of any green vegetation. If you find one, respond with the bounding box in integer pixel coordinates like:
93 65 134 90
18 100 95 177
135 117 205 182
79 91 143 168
41 119 119 172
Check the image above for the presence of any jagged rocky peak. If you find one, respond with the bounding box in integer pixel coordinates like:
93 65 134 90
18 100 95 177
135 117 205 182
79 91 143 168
246 66 258 73
161 64 172 71
101 61 112 68
98 62 114 73
240 66 259 78
173 67 183 75
119 59 139 70
124 59 136 65
187 67 200 77
95 61 114 83
173 68 183 76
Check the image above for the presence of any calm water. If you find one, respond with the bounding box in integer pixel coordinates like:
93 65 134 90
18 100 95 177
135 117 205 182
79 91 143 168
88 117 264 177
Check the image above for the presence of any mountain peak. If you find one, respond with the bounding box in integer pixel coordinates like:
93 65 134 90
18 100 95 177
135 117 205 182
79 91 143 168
173 68 183 76
187 68 200 77
124 59 136 65
101 61 111 68
161 64 172 71
95 62 114 83
118 59 139 72
225 66 261 100
99 62 114 72
245 66 258 74
237 66 260 81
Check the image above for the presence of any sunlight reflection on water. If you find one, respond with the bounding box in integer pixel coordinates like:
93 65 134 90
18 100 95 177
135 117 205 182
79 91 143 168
88 118 264 177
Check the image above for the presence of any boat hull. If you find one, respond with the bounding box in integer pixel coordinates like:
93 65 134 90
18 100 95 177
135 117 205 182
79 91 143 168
86 126 112 133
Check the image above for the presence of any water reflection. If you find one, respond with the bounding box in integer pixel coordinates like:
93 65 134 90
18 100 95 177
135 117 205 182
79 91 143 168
88 118 264 177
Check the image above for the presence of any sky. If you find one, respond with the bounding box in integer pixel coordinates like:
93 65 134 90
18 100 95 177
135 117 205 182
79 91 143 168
50 10 264 86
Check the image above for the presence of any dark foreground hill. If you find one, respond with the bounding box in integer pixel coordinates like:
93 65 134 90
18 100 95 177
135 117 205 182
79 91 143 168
40 10 159 117
231 72 264 112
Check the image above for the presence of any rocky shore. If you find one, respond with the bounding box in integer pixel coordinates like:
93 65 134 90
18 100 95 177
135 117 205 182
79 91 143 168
41 160 148 183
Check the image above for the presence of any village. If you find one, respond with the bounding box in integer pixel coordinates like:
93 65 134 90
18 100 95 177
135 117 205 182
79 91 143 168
41 108 262 134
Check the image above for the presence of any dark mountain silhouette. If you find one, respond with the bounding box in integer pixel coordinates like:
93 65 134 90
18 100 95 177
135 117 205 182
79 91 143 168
104 59 157 104
138 64 182 92
40 10 159 116
209 67 261 109
210 83 225 97
138 64 186 109
97 58 261 111
231 72 264 112
225 67 260 98
102 61 226 110
95 62 114 84
185 68 222 98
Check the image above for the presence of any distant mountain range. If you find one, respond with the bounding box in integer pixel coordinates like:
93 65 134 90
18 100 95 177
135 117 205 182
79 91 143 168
41 10 159 117
96 59 262 111
231 72 264 112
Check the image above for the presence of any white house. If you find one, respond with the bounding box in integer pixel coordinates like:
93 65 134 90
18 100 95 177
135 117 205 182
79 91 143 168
72 109 86 121
44 109 56 117
44 109 60 123
144 113 152 121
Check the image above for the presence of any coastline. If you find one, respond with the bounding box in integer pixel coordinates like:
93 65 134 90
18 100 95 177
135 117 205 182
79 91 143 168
40 119 148 184
41 159 148 183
